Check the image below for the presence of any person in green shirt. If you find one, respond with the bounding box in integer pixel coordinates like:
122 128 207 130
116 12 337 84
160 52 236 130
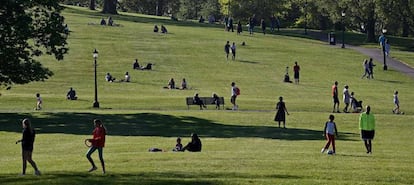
359 105 375 154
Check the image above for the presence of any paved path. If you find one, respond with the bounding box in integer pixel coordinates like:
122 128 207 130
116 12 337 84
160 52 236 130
307 31 414 79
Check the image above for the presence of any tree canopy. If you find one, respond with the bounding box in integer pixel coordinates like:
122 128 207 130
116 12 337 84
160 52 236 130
0 0 68 87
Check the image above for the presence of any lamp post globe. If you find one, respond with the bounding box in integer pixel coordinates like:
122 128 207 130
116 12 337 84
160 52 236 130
93 49 100 108
382 29 388 70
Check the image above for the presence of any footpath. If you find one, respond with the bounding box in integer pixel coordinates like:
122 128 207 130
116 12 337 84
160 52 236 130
307 31 414 79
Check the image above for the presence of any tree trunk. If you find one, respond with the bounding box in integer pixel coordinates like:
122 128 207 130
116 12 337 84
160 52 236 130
401 17 409 37
102 0 118 14
89 0 95 10
366 4 376 42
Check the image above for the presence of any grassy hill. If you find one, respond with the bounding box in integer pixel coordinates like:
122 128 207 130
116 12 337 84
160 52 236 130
0 6 413 185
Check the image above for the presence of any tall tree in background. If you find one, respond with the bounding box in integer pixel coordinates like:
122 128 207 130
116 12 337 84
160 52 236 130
90 0 96 10
0 0 68 88
102 0 117 14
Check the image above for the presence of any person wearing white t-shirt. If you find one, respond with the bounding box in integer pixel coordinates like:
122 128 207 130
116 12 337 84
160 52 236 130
35 93 42 110
321 115 338 154
343 85 350 113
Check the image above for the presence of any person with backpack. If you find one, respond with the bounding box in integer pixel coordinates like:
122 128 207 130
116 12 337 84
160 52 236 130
231 82 240 110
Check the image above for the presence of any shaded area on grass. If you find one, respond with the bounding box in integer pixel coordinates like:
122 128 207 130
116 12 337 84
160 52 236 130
0 112 357 141
0 171 301 185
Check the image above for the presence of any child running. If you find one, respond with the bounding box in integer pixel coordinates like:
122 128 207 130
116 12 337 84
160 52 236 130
392 90 402 114
321 115 338 154
86 119 106 174
35 93 42 110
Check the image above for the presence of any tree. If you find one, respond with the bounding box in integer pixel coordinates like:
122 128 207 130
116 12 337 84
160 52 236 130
90 0 96 10
0 0 68 88
102 0 118 14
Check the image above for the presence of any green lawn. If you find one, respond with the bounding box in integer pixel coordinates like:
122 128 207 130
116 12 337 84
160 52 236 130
1 6 414 185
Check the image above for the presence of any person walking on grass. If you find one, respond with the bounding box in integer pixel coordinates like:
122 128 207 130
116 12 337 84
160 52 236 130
321 115 338 154
274 96 289 128
86 119 106 174
392 91 402 114
231 42 236 60
343 85 350 113
361 59 371 79
224 41 230 61
16 118 41 176
368 58 375 79
359 106 375 154
332 81 340 113
35 93 42 110
231 82 239 110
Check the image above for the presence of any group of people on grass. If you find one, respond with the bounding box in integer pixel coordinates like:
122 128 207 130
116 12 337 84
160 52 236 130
361 58 376 79
332 82 364 114
224 41 236 61
321 105 376 155
153 25 168 34
17 118 202 175
165 78 187 90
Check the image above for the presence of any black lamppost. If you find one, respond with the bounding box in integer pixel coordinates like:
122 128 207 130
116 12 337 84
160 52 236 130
382 29 388 70
93 49 100 108
304 0 308 35
341 11 346 48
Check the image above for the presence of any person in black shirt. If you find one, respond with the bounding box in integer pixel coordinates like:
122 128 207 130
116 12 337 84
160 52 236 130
16 118 41 176
182 133 202 152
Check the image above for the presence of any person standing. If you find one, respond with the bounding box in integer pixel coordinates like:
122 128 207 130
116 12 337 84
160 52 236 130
368 58 375 79
392 91 400 114
231 82 239 110
16 118 41 176
321 115 338 154
260 19 266 35
224 41 230 61
332 81 340 113
248 17 254 35
231 42 236 60
270 15 276 32
274 96 289 128
228 17 234 32
359 106 375 154
236 21 242 35
35 93 42 110
86 119 107 174
293 61 300 84
343 85 350 113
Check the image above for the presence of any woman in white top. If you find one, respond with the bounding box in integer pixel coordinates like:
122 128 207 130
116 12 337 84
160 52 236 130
321 115 338 154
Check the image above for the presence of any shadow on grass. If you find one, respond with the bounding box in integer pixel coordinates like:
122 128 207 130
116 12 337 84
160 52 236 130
0 112 357 141
0 171 302 185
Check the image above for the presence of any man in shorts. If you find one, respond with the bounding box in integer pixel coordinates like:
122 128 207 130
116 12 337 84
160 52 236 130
332 81 340 113
359 105 375 154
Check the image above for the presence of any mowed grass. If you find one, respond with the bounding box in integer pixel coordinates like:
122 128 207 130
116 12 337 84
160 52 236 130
1 6 414 185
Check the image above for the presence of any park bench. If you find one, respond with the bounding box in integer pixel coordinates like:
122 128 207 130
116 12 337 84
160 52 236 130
186 97 225 110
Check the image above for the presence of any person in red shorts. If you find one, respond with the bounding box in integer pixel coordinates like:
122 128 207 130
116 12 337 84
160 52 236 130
86 119 107 174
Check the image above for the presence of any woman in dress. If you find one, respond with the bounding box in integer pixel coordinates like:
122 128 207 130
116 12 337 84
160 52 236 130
274 96 289 128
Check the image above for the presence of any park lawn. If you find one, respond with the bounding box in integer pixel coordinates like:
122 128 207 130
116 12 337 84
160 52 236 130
1 5 414 185
0 111 413 185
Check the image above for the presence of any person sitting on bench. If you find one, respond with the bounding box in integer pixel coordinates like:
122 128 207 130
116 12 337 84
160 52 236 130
212 93 221 109
193 93 207 110
66 87 77 100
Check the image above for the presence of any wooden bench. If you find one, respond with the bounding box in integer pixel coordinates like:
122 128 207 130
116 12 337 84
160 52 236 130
186 97 225 110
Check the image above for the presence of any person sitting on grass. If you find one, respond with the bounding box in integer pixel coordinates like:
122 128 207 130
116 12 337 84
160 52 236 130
172 137 183 152
133 59 140 70
153 25 159 33
181 133 202 152
124 72 130 82
181 78 187 89
168 78 175 89
161 25 168 34
193 93 207 110
66 87 78 100
105 73 115 82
